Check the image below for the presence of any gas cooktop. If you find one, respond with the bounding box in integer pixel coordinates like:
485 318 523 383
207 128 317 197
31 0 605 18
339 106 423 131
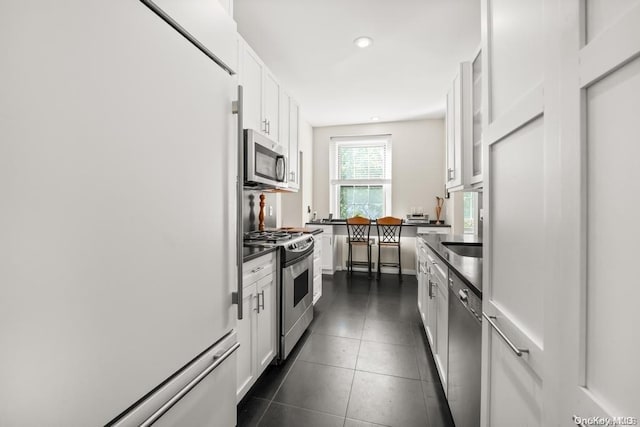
243 230 305 246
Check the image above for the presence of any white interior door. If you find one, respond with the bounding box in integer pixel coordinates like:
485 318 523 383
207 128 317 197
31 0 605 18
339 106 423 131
557 1 640 424
480 0 546 425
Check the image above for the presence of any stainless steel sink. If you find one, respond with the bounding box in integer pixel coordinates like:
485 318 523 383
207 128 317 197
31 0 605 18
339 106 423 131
442 242 483 258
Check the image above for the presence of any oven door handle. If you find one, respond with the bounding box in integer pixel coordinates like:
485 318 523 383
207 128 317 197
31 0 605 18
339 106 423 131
282 245 315 268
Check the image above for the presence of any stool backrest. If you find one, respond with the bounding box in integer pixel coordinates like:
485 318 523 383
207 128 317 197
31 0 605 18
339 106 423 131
346 215 371 243
376 216 403 244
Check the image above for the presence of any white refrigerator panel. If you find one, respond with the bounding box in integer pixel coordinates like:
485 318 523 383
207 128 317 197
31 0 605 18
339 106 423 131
0 1 237 426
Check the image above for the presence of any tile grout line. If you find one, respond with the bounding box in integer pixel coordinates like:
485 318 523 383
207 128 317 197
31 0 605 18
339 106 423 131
261 400 347 422
342 330 363 427
342 282 371 427
414 320 433 427
254 332 311 426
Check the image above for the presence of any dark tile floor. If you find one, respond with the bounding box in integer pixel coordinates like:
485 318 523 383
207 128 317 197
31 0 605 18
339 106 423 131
237 271 455 427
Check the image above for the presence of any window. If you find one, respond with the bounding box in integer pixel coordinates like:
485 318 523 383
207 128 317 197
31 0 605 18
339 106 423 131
463 192 478 234
330 135 392 219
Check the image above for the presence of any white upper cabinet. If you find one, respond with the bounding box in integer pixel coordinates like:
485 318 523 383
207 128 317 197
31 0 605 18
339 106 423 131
238 37 281 143
278 89 300 191
446 59 482 192
238 37 301 191
470 47 483 185
445 76 459 190
241 44 263 133
288 99 300 189
262 70 280 141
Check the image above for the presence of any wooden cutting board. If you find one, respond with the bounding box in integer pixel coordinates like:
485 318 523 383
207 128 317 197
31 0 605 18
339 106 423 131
279 227 318 234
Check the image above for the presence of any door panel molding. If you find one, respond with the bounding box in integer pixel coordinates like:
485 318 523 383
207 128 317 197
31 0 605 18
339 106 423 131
484 84 544 147
484 301 544 378
580 2 640 87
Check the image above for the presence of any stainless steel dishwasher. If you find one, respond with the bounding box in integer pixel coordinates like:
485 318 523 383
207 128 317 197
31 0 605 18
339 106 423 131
447 271 482 427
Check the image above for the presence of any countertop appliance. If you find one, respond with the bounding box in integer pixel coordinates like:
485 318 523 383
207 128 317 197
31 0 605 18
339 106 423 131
244 129 287 189
447 271 482 427
2 1 240 425
244 230 314 360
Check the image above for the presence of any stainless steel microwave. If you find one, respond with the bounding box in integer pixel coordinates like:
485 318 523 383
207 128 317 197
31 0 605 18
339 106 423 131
244 129 287 188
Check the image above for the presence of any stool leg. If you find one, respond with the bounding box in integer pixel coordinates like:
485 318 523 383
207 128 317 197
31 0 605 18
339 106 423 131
368 244 372 277
377 244 381 278
348 243 352 275
398 244 402 281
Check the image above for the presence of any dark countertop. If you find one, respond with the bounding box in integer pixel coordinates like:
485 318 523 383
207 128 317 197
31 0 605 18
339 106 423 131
243 245 278 262
306 220 450 227
418 233 483 298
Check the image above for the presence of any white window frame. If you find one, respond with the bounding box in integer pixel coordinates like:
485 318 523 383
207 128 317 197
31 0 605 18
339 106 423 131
329 134 392 219
463 191 479 235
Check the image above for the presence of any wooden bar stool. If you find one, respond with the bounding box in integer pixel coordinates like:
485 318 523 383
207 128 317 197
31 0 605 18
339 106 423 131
375 216 403 279
346 215 373 276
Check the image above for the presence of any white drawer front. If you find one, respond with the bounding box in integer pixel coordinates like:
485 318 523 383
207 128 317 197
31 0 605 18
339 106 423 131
243 252 275 287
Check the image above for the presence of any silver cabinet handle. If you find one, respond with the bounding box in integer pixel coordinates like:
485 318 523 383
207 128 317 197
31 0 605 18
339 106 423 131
483 313 529 357
250 265 265 274
447 168 455 180
259 290 265 311
232 85 244 320
428 280 434 299
262 119 268 133
140 1 235 75
458 289 468 302
140 342 240 427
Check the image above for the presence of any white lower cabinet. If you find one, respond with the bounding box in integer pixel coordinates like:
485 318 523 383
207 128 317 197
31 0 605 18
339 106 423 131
237 253 277 402
433 270 449 394
313 236 323 304
424 256 437 350
415 239 449 392
314 225 336 274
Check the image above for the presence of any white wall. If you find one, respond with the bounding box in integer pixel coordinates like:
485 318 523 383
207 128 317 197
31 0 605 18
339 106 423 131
312 119 445 220
280 118 313 226
445 191 464 235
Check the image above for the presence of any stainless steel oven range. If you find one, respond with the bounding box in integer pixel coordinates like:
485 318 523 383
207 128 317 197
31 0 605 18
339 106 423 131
244 231 314 361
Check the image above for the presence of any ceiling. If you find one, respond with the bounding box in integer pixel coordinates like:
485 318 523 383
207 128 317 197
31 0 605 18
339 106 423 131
233 0 481 127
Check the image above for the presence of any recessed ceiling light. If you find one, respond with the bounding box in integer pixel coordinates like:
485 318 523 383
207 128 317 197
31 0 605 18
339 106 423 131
370 116 380 121
354 36 373 48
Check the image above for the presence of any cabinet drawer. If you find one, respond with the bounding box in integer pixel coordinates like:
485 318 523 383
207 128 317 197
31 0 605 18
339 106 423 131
243 252 275 287
426 249 447 284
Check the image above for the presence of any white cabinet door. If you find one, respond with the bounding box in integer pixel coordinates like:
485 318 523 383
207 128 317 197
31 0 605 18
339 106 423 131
256 274 276 372
279 89 290 159
556 1 640 424
321 232 334 273
313 242 323 304
434 275 448 393
470 48 483 185
445 86 456 189
288 99 300 189
263 70 280 141
241 46 263 133
417 263 424 319
480 0 545 425
236 287 256 402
